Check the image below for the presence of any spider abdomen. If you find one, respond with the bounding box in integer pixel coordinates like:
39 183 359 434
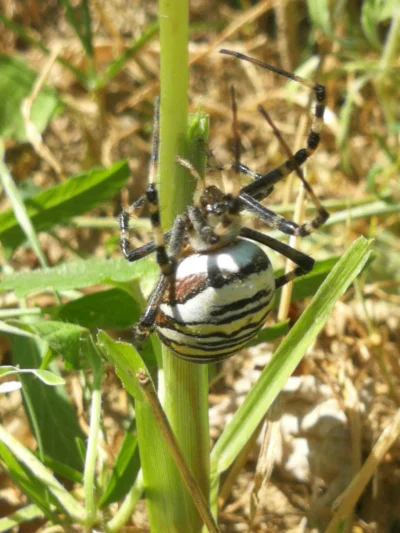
155 238 275 363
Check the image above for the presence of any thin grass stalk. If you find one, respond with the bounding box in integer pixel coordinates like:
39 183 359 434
156 0 210 531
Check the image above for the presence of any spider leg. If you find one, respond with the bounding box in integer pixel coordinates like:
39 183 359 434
188 206 220 246
230 84 241 171
239 191 310 236
120 195 173 262
120 97 163 263
120 227 172 262
133 212 188 342
257 105 329 232
238 105 329 236
221 49 328 232
240 227 314 288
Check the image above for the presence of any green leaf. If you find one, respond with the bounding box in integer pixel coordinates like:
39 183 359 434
0 160 130 253
307 0 332 36
0 440 56 520
98 332 147 401
60 0 93 59
26 320 90 370
0 150 48 267
0 503 45 531
42 455 83 484
54 288 142 329
211 237 372 476
283 256 339 304
0 365 65 386
247 320 290 347
101 22 159 86
361 0 398 49
7 334 86 470
0 426 86 522
0 320 35 337
0 256 157 298
98 332 193 529
99 430 141 507
0 54 61 142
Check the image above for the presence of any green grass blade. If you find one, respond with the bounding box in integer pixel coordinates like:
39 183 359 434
0 54 61 142
211 237 372 476
0 503 45 532
306 0 332 36
0 145 48 267
98 332 197 532
0 15 87 85
0 425 86 522
99 430 140 507
102 22 159 86
60 0 93 59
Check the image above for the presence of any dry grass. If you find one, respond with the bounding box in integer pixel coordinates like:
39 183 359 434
0 1 399 532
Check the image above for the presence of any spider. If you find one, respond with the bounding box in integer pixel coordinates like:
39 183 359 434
119 49 329 363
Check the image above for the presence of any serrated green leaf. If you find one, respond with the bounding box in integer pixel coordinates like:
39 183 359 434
54 288 142 329
0 160 130 253
26 320 90 370
0 54 61 142
0 256 158 298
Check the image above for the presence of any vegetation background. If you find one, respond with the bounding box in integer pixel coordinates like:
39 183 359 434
0 0 399 532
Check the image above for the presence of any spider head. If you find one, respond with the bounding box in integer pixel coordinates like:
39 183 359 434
200 186 240 215
192 186 241 251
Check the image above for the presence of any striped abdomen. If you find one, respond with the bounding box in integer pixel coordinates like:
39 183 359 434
155 238 275 363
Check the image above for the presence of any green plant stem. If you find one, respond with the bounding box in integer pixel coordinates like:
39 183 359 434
83 387 102 527
138 369 219 533
105 472 144 533
156 1 211 532
83 340 103 527
376 8 400 127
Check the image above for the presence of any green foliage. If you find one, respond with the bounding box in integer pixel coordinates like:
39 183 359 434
0 54 61 142
0 256 157 298
0 0 394 531
211 237 372 476
6 333 86 470
0 160 130 254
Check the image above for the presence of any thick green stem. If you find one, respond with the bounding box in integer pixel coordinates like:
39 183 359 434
142 1 211 532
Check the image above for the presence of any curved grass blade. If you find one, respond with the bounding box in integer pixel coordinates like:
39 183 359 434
211 237 372 476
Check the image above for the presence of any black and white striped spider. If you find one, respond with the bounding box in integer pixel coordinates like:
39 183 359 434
119 50 329 363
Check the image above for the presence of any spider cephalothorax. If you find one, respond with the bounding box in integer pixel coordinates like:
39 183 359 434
120 50 329 363
188 186 242 252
